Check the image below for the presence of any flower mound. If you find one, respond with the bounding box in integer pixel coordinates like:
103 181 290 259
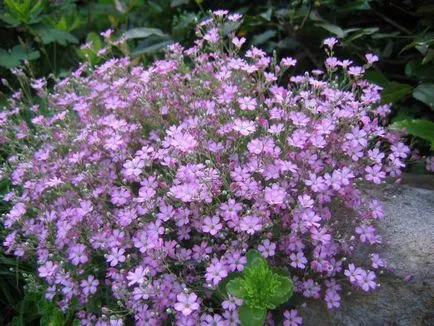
1 11 408 325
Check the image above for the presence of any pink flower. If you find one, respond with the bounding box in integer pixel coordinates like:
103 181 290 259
240 215 262 234
258 239 276 258
105 247 126 267
281 57 297 67
68 244 88 265
232 37 246 48
358 270 377 291
365 165 385 184
365 53 379 64
264 184 286 205
174 292 200 316
205 258 228 285
323 37 338 49
80 275 99 295
127 266 149 286
202 216 223 236
290 251 308 269
238 96 257 111
283 309 303 326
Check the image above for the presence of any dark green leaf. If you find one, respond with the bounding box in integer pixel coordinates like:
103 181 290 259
316 23 345 38
413 84 434 109
252 30 276 46
245 249 265 268
218 272 242 297
392 119 434 147
226 278 245 298
364 70 389 87
0 45 40 68
123 27 168 40
130 40 173 56
380 82 412 104
238 304 266 326
35 27 79 46
406 59 434 82
171 0 189 7
269 276 294 307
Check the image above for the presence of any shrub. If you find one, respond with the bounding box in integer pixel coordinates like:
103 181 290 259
1 11 408 325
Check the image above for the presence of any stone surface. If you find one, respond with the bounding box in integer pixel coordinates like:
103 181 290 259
300 178 434 326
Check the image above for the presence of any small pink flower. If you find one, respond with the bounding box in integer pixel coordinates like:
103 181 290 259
174 292 200 316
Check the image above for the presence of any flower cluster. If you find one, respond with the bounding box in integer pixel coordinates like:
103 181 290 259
1 11 408 325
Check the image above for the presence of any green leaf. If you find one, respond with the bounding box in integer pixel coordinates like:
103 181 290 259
252 30 276 46
218 271 242 297
405 59 434 82
413 83 434 109
316 22 345 38
130 40 173 56
171 0 189 7
269 276 294 307
123 27 168 40
226 278 245 298
392 119 434 146
34 27 79 46
364 69 389 87
238 304 266 326
245 249 265 268
380 81 412 104
0 45 40 68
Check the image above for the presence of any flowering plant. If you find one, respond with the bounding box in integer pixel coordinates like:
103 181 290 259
226 250 293 325
1 10 408 325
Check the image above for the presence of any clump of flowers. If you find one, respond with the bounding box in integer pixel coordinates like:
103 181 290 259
1 10 408 325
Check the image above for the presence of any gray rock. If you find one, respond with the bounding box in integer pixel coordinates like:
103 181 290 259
300 179 434 326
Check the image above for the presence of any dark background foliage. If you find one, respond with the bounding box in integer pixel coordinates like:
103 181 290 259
0 0 433 324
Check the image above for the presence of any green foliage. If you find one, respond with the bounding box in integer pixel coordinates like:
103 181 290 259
0 45 40 68
226 250 294 326
392 119 434 149
1 0 45 27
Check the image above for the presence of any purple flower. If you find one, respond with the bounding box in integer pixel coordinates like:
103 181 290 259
239 215 262 234
258 239 276 258
68 244 88 265
205 258 228 286
174 292 199 316
290 251 307 269
80 275 99 295
105 247 126 267
202 216 223 236
283 309 303 326
264 184 286 205
127 266 149 286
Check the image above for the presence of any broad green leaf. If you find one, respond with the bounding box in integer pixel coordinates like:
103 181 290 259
123 27 168 40
252 30 276 46
245 249 265 268
364 69 389 87
413 83 434 109
238 304 266 326
316 23 345 38
260 8 273 21
380 81 412 104
171 0 189 7
406 59 434 82
0 45 40 68
226 278 245 298
218 271 242 297
268 276 294 307
34 27 79 46
130 40 173 56
422 50 434 65
392 119 434 147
